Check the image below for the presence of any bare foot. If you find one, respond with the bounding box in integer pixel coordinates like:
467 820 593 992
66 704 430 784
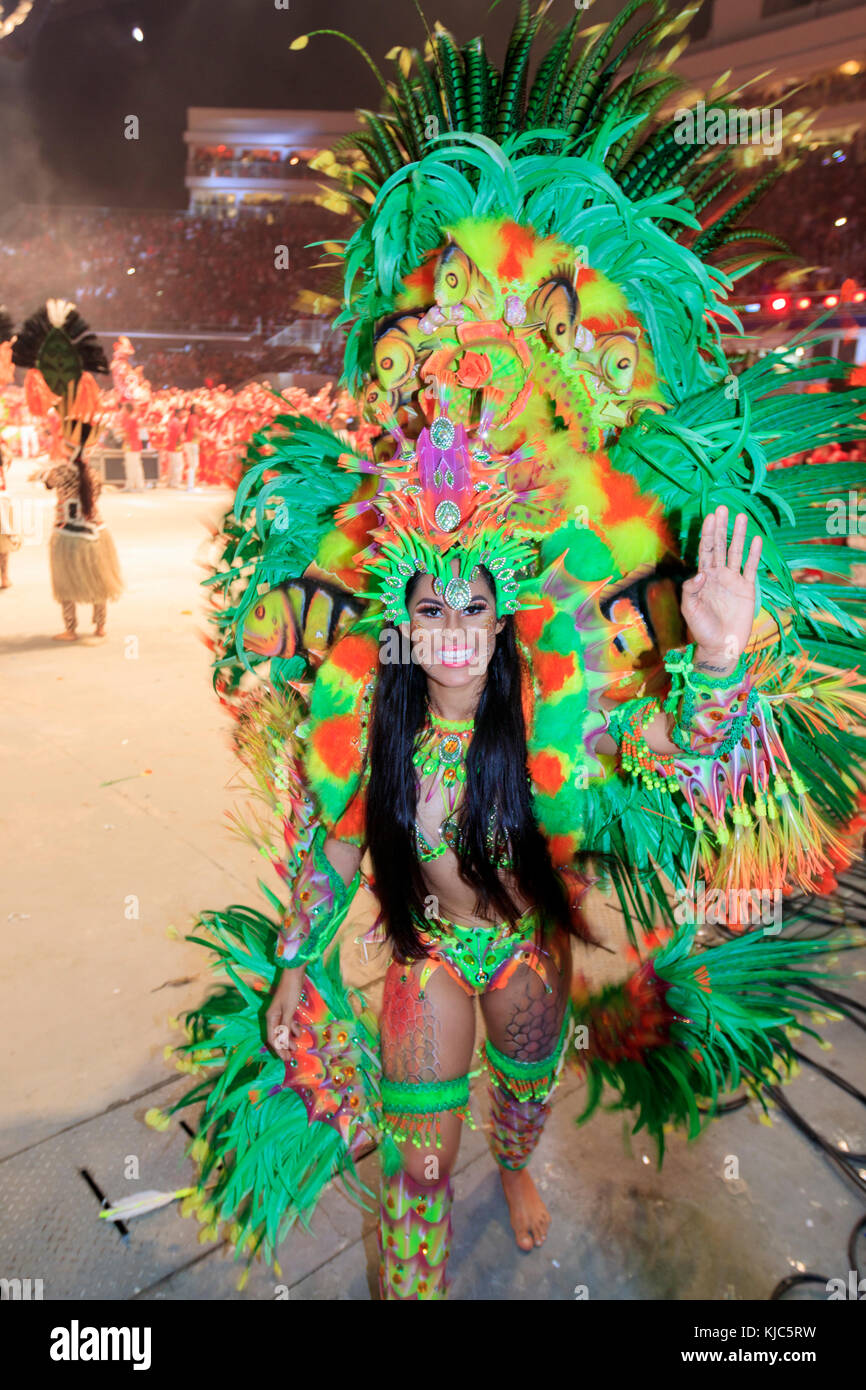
498 1166 550 1251
0 580 11 589
93 627 106 637
52 631 79 641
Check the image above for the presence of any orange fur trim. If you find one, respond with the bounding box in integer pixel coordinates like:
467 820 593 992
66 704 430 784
312 715 362 782
533 647 576 696
331 633 379 683
529 750 566 797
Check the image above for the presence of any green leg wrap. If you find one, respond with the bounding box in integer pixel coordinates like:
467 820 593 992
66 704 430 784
378 1168 454 1300
485 1009 572 1171
484 1006 572 1103
379 1072 476 1176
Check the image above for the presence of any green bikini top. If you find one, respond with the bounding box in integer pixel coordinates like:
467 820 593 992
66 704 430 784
413 810 514 870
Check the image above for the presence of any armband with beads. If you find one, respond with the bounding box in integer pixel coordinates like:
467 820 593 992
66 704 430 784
276 823 360 969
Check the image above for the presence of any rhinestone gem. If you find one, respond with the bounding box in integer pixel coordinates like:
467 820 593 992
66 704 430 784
444 576 472 610
430 417 455 448
437 733 463 765
434 499 461 532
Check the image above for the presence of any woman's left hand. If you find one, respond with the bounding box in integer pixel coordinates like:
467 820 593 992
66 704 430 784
680 506 762 675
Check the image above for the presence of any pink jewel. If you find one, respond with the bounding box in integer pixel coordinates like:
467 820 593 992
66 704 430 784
504 295 526 326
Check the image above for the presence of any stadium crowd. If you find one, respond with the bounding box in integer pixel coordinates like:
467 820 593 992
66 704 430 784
742 139 866 297
0 203 349 335
0 123 862 389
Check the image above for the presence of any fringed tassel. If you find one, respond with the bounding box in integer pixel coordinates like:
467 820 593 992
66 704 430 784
485 1069 553 1104
380 1102 476 1153
773 773 851 891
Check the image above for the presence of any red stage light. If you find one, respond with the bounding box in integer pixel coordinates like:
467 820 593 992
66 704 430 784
854 291 866 303
824 295 839 307
796 297 811 309
770 295 788 311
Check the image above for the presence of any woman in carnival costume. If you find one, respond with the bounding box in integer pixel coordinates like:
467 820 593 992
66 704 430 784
161 2 866 1298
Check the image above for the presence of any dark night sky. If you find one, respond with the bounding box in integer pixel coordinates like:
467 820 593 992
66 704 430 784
0 0 622 209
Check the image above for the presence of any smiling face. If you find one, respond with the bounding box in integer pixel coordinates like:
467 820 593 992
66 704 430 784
403 561 504 692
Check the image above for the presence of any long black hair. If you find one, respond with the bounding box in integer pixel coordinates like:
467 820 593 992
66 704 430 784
365 568 582 962
70 422 95 520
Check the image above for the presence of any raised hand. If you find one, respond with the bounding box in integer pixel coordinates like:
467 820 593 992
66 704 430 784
680 506 762 675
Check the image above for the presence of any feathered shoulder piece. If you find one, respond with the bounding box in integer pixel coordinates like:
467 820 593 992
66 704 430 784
299 627 380 843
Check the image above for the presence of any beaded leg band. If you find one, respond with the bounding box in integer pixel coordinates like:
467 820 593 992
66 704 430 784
379 1072 477 1167
485 1010 572 1171
378 1168 454 1300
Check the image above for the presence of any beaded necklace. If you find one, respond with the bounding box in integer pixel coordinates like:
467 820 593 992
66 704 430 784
413 710 474 815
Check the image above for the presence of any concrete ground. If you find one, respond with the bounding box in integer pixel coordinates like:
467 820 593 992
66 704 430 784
1 465 864 1301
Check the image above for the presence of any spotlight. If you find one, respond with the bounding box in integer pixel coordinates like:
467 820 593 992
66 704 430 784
127 267 136 275
132 26 144 42
744 303 761 313
796 297 811 309
770 295 788 312
835 216 848 227
824 295 839 307
854 291 866 303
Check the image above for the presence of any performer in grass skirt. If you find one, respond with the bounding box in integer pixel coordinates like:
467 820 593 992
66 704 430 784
35 422 124 640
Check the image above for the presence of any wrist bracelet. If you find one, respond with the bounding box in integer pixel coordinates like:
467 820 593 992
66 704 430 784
615 697 678 794
663 644 755 758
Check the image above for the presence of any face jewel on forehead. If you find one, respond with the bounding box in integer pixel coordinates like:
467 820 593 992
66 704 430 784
504 294 527 326
444 576 472 610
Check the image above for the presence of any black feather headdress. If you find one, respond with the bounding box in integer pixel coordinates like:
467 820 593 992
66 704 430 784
12 299 108 396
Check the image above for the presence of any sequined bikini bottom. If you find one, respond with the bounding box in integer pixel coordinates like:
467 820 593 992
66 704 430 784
407 907 555 998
